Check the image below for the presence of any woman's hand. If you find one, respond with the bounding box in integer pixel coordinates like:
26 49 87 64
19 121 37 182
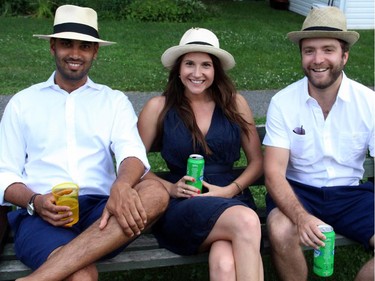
172 179 235 199
171 176 201 198
200 181 232 198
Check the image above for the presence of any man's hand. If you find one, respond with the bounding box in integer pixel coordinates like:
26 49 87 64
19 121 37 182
296 213 326 249
99 182 147 237
34 193 74 227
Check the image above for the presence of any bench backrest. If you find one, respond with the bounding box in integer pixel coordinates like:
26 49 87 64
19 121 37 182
150 124 374 181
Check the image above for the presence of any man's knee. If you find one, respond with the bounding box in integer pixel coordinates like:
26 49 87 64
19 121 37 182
267 208 298 246
369 235 374 248
136 179 169 216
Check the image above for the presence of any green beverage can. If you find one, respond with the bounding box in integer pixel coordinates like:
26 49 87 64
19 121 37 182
186 154 204 192
313 224 335 277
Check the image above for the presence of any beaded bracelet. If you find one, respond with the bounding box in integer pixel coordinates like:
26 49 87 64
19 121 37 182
232 181 243 194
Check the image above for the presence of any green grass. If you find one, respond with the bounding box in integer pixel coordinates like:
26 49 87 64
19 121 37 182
1 1 373 280
98 244 372 281
0 1 373 95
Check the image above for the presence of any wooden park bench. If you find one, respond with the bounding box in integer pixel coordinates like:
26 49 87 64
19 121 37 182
0 125 373 280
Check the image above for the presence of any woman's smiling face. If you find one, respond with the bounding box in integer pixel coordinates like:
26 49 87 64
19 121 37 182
179 52 215 96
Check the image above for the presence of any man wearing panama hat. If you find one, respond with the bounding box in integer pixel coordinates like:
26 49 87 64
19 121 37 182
263 6 374 281
0 5 169 280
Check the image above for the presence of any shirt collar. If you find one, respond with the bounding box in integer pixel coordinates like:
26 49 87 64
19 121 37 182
336 72 351 102
303 72 350 104
41 71 101 92
302 77 312 103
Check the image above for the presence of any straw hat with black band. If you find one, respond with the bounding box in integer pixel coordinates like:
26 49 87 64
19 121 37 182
287 6 359 47
161 28 235 71
34 5 115 46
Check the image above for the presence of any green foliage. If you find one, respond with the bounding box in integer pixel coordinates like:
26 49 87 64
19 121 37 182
31 0 54 18
125 0 210 22
52 0 132 20
0 1 373 94
0 0 209 21
0 0 32 16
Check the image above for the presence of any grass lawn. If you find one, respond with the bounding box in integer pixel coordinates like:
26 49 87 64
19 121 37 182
0 0 373 280
0 1 373 95
98 243 372 280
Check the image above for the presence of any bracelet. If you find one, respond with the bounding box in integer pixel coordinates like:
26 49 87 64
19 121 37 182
232 181 243 194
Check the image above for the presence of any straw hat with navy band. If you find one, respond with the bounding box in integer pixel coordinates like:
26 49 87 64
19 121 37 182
161 28 235 71
287 6 359 47
33 5 115 46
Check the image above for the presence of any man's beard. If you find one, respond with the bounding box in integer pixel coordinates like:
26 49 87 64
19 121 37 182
303 59 345 90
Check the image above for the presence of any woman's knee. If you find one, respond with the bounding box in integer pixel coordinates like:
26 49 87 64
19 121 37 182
211 254 235 276
209 241 235 280
232 207 261 236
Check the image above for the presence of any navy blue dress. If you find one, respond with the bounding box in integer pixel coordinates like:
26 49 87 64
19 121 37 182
152 106 256 255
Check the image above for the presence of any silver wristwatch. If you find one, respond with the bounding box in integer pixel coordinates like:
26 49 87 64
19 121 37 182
27 193 40 216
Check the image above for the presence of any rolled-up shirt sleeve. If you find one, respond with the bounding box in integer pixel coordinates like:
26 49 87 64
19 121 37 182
110 93 150 175
369 123 375 158
263 97 290 150
0 99 26 205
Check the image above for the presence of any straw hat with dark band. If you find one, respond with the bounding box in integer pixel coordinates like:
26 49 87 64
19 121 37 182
33 5 115 46
287 6 359 47
161 28 235 70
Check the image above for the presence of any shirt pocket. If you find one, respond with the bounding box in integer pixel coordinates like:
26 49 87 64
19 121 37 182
337 132 369 163
290 133 316 164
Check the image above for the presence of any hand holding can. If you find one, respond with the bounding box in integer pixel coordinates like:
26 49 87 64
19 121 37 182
186 154 204 192
313 224 335 277
52 182 79 227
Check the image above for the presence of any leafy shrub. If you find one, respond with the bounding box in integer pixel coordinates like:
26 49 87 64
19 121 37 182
0 0 33 16
0 0 212 22
126 0 211 22
53 0 131 20
31 0 54 18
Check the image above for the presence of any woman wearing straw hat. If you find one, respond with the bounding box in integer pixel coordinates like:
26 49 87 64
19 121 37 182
138 28 264 281
263 7 374 281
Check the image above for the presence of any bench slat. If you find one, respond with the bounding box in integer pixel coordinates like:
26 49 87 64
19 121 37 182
97 248 208 272
363 157 374 180
0 206 9 255
0 233 356 281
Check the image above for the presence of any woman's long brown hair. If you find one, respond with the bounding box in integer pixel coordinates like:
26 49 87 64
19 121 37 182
155 54 253 154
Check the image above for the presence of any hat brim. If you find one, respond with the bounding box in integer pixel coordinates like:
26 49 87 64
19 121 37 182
161 45 235 70
287 30 359 47
33 32 116 46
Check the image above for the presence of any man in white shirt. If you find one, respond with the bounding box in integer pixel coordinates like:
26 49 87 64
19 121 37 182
0 5 169 281
263 7 374 281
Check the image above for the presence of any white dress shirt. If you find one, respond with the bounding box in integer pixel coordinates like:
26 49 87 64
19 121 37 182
0 72 150 204
263 73 374 187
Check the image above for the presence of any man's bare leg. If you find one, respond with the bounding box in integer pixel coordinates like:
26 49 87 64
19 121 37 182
355 236 374 281
17 179 169 281
267 208 308 281
355 257 374 281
